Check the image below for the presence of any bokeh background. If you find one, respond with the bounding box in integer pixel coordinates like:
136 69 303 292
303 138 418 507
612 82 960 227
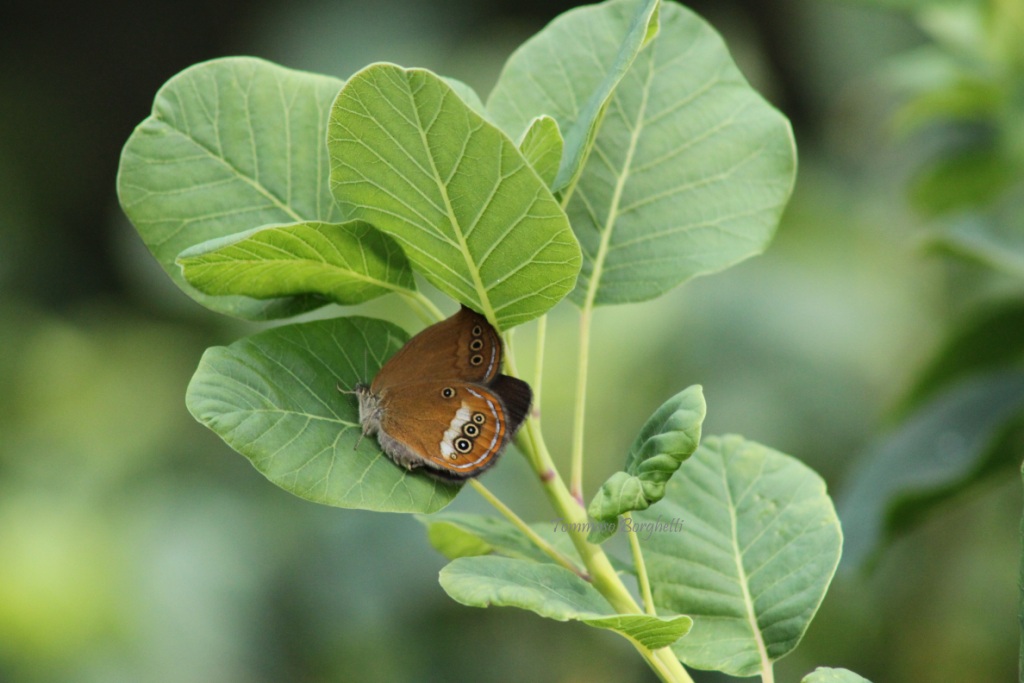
2 0 1021 681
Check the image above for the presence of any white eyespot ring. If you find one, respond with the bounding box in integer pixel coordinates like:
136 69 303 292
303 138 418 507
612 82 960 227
472 412 486 425
441 387 455 399
471 324 483 337
454 437 473 454
463 423 480 437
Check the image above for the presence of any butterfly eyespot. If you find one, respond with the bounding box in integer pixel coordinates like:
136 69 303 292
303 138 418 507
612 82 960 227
471 324 483 337
454 437 473 454
470 354 484 366
441 387 455 399
469 338 484 352
463 423 480 437
472 412 486 425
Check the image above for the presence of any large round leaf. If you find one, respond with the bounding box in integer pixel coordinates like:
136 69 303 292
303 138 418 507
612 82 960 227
118 57 345 319
489 0 796 306
186 317 460 513
327 64 581 329
637 435 841 677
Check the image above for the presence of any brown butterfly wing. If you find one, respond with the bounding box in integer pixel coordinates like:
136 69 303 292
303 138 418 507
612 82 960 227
370 306 501 391
376 379 529 480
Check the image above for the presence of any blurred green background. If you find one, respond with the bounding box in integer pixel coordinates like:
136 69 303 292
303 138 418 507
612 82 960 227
2 0 1021 681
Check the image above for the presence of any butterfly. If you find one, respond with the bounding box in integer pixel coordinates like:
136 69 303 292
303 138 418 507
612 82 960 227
348 306 532 481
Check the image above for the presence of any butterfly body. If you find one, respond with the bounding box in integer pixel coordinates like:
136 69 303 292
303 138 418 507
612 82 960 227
352 307 531 481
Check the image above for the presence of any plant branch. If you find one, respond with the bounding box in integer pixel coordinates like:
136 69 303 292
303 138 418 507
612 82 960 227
505 326 693 683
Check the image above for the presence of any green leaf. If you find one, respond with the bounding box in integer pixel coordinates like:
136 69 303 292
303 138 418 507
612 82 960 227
927 204 1024 279
909 146 1015 216
442 77 489 120
117 56 345 320
327 63 581 330
839 372 1024 568
439 556 691 649
637 435 842 677
418 512 581 567
177 220 415 306
518 116 564 188
492 0 796 306
488 0 660 192
895 299 1024 416
185 316 460 513
421 515 496 560
588 385 705 542
420 512 635 574
802 667 873 683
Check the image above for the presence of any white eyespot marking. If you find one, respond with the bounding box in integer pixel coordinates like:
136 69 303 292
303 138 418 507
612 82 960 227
449 387 501 471
440 403 473 458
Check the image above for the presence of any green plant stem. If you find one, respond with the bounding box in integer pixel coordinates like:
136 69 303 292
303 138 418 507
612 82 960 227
532 315 547 420
401 290 445 324
520 415 693 683
504 328 692 683
624 511 656 616
468 479 586 579
569 305 593 504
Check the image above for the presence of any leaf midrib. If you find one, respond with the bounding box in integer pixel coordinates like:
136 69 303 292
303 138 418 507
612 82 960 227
580 50 654 311
409 73 498 323
722 454 772 679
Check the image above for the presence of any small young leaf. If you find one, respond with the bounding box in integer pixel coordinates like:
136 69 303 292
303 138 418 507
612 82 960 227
177 220 415 305
439 556 691 650
518 116 564 188
801 667 873 683
418 512 581 567
588 385 705 542
328 63 582 329
117 57 345 320
488 0 660 191
185 317 460 513
839 372 1024 568
423 519 493 559
637 435 842 677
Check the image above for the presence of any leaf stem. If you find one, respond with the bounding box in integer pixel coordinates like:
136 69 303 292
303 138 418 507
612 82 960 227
468 479 587 579
532 315 547 420
570 305 593 504
624 511 656 616
401 290 445 323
